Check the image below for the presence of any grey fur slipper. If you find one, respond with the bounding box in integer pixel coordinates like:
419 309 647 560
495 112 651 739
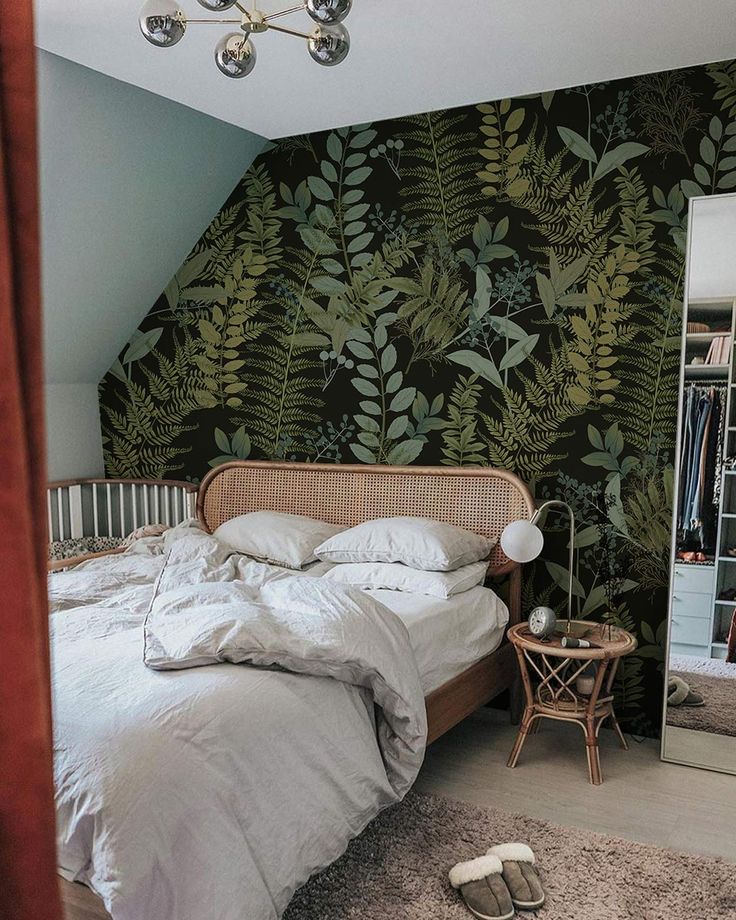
449 854 514 920
487 843 545 910
668 675 705 707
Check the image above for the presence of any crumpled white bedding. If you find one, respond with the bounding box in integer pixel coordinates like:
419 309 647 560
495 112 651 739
50 527 426 920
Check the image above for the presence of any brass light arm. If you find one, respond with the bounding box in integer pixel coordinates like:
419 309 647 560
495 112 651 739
264 4 307 20
267 21 312 39
531 499 576 633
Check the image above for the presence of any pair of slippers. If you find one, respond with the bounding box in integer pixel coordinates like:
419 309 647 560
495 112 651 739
449 843 544 919
668 675 704 707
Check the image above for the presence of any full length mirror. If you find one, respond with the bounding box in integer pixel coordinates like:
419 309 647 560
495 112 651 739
663 192 736 774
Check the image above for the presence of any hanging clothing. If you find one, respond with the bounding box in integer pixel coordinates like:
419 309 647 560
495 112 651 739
678 386 695 528
678 384 726 554
703 389 723 524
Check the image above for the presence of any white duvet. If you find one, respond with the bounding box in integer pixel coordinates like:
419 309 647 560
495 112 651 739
50 529 427 920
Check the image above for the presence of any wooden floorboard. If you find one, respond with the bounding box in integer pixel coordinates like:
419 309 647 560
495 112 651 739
663 723 736 774
416 708 736 862
60 877 109 920
61 708 736 919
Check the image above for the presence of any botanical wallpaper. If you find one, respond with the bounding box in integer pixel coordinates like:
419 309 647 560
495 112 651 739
100 59 736 734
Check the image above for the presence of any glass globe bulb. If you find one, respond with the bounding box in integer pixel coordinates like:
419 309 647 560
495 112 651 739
308 22 350 67
139 0 187 47
306 0 352 24
214 33 257 78
500 519 544 564
197 0 237 9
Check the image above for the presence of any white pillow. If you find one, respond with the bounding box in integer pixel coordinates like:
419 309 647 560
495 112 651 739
323 560 488 598
315 516 496 572
213 511 345 570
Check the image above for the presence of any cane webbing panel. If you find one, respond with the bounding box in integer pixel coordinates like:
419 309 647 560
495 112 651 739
197 462 534 576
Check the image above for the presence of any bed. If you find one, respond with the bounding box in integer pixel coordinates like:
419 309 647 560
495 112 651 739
196 461 533 741
47 477 197 572
55 461 533 920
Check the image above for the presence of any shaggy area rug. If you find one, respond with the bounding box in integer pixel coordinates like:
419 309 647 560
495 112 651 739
670 654 736 679
284 792 736 920
667 670 736 737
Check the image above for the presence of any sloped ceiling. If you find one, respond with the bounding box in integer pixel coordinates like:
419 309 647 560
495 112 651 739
39 51 266 386
35 0 736 140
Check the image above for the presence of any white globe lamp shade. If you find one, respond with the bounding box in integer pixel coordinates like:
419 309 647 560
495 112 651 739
501 519 544 564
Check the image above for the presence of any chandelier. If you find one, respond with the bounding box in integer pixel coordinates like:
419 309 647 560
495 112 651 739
139 0 351 79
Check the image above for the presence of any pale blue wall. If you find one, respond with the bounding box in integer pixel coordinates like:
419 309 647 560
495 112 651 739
45 384 104 481
38 51 265 477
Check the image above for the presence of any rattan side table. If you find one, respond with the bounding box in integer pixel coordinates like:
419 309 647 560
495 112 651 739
506 620 637 785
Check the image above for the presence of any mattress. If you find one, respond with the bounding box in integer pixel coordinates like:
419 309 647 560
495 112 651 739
51 547 509 697
212 555 509 693
51 542 509 698
369 585 509 693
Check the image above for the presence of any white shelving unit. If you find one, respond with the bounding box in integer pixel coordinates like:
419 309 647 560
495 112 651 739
683 300 733 381
674 297 736 659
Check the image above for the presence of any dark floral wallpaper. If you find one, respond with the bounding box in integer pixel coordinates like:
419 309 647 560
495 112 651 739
99 59 736 734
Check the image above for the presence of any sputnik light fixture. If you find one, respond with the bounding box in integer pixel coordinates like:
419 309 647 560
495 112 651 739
139 0 351 79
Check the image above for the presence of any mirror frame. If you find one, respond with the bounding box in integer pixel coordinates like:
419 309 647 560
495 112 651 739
660 191 736 776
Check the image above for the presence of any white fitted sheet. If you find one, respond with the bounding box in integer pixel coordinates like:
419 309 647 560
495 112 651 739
368 585 509 693
51 544 509 698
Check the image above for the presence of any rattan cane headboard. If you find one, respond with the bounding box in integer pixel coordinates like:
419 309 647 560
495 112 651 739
197 461 535 576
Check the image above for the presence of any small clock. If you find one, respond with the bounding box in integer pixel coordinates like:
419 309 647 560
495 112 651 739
528 605 558 638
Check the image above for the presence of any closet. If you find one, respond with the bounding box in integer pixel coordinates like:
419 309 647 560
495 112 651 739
664 193 736 776
674 297 736 659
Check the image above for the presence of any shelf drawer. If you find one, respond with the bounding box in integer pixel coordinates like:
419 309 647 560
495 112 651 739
671 642 712 658
672 592 712 620
673 564 715 595
670 613 712 646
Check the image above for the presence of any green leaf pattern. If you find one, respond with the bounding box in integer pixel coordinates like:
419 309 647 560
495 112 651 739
99 61 736 734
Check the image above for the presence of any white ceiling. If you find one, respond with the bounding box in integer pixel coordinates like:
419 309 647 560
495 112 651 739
688 194 736 301
35 0 736 140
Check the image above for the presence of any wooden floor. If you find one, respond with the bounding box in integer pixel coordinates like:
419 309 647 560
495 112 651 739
62 880 108 920
663 724 736 774
416 708 736 862
62 708 736 918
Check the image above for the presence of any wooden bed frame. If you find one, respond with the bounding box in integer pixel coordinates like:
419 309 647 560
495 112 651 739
196 460 535 744
58 461 534 920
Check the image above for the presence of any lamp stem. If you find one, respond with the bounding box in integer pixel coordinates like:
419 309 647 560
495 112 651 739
567 507 575 633
532 499 575 632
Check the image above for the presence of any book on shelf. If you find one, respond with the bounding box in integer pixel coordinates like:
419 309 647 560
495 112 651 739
704 335 732 365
